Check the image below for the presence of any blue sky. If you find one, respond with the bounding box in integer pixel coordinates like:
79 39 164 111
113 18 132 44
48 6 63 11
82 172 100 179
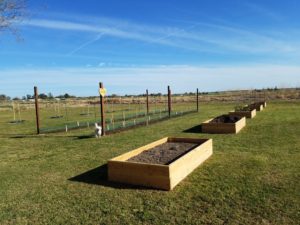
1 0 300 97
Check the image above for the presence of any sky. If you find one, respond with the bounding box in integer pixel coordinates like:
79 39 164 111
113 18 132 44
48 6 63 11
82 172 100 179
1 0 300 97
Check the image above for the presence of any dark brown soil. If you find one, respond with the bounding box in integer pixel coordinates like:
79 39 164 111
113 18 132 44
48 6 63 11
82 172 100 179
236 106 252 112
248 102 262 110
127 142 199 165
210 115 241 123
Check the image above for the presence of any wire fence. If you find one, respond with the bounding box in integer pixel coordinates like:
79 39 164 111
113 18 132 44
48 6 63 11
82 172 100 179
1 88 299 134
35 88 198 134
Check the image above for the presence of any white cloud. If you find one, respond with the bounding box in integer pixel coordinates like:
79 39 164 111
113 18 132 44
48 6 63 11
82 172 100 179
20 15 300 55
22 19 176 47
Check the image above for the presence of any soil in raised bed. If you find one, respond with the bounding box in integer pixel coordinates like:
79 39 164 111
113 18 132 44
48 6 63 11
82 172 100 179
127 142 199 165
210 115 241 123
235 105 252 112
248 102 263 110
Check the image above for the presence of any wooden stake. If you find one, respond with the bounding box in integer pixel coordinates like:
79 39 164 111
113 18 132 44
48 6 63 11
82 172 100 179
146 89 149 115
197 88 199 112
168 86 171 118
12 102 16 121
34 86 40 134
17 103 21 121
99 82 105 136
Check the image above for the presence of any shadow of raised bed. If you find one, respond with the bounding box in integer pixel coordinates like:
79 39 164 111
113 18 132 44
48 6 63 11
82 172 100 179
68 164 152 190
183 125 203 133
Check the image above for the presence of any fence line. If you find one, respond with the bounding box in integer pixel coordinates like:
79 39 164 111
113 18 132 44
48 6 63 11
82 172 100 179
33 84 198 134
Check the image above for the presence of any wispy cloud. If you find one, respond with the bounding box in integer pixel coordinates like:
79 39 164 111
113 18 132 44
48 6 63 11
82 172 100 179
21 15 300 56
66 33 105 56
22 19 176 47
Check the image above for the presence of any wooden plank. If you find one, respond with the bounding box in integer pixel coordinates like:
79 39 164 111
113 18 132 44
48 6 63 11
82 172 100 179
34 86 40 134
229 109 256 119
108 161 169 177
235 117 246 133
108 154 170 190
257 105 264 111
167 137 207 144
169 139 213 190
201 116 246 134
109 171 171 190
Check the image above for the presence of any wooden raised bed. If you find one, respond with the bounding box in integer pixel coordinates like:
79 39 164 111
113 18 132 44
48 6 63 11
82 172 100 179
250 102 264 111
229 108 256 119
108 137 213 190
258 101 267 108
201 115 246 134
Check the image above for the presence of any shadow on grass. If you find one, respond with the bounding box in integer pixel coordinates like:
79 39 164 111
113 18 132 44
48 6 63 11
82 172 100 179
68 164 154 190
5 134 94 139
183 125 202 133
75 134 94 140
7 134 69 139
7 134 41 139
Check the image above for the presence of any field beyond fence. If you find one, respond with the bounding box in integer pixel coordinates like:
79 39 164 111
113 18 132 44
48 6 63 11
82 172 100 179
0 87 299 135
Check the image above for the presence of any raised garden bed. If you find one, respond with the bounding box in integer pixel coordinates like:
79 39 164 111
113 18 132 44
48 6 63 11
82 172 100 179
229 106 256 119
249 102 264 111
258 101 267 108
108 137 213 190
201 114 246 134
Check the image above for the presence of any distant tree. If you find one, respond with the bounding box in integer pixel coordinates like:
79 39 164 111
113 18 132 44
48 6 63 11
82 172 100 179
0 0 27 38
38 93 48 99
0 94 10 100
26 94 32 99
55 93 75 99
64 93 71 98
48 92 54 99
12 96 20 100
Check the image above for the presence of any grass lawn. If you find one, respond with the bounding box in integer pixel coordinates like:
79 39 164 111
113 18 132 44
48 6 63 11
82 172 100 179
0 102 299 224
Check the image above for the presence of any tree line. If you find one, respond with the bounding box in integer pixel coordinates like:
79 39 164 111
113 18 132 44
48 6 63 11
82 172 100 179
0 93 76 101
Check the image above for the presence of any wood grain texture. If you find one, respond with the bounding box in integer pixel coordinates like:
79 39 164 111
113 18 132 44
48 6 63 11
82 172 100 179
201 116 246 134
229 109 256 119
108 137 213 190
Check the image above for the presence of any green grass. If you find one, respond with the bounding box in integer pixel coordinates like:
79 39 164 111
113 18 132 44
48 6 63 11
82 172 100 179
1 101 197 133
0 102 299 224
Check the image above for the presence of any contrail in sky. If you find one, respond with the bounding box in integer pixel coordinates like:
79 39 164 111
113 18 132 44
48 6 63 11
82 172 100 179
67 33 105 56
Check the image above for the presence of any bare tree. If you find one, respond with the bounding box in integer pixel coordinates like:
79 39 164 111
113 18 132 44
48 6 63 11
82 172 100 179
0 0 26 37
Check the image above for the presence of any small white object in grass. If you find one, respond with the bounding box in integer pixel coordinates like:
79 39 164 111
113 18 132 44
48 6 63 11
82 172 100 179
95 123 102 138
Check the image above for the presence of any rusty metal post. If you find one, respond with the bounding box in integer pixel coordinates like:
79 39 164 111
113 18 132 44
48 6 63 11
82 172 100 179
146 89 149 115
34 86 40 134
197 88 199 112
168 86 171 118
99 82 105 136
